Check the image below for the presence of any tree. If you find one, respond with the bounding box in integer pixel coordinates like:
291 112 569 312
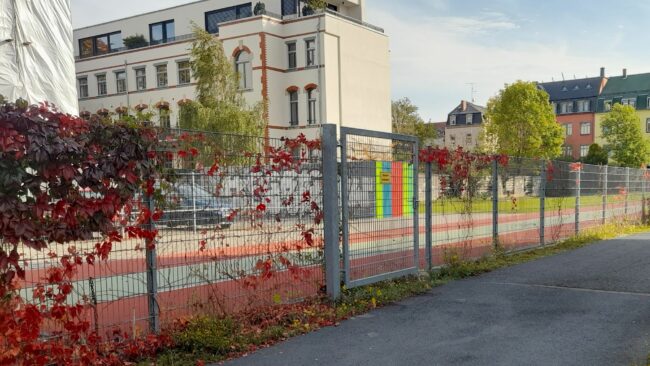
179 24 264 138
483 81 564 159
582 143 608 165
601 104 650 168
391 98 437 145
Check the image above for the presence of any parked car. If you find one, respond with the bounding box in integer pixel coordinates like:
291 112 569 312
159 183 233 229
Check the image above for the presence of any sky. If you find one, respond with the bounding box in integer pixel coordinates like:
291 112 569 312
71 0 650 122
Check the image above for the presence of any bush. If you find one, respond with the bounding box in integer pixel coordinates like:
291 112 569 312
123 34 148 49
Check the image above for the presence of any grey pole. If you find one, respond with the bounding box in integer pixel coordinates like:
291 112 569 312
191 172 197 234
425 159 432 271
492 159 499 248
539 160 546 246
144 185 160 333
625 167 630 217
321 124 341 300
575 165 581 235
412 141 420 271
603 165 608 224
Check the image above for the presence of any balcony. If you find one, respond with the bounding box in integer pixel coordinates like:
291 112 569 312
75 7 383 61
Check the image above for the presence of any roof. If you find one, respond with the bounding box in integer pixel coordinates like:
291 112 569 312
449 101 485 115
537 77 603 101
599 73 650 96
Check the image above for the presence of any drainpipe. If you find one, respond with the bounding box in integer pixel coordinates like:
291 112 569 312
317 14 323 125
124 59 131 110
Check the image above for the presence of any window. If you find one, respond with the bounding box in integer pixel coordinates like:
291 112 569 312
305 39 316 67
580 145 589 158
565 123 573 136
450 115 456 125
465 134 472 144
560 102 573 114
648 97 650 110
149 20 175 45
577 100 590 112
307 89 317 124
96 74 107 96
115 71 127 93
156 64 168 88
289 91 299 125
327 4 339 11
466 113 473 125
205 4 253 34
287 42 297 69
564 145 573 157
177 61 191 84
604 100 612 111
135 68 146 91
281 0 298 16
235 51 252 90
78 77 88 98
646 118 650 133
79 32 123 58
622 97 637 108
580 122 591 135
159 109 171 128
551 102 557 114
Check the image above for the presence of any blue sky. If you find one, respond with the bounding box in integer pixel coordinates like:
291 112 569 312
71 0 650 121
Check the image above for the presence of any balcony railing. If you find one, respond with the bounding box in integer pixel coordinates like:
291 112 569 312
76 8 383 60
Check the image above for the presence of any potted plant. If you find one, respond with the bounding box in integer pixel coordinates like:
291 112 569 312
303 0 326 15
253 1 266 15
123 34 147 49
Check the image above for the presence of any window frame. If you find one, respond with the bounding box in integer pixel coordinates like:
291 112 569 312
622 97 637 108
134 67 147 91
565 123 573 136
307 89 317 125
205 3 253 34
78 77 89 99
287 41 297 70
564 145 573 157
580 122 591 135
177 60 191 85
305 38 316 67
289 91 299 126
156 64 168 88
115 70 127 94
646 118 650 133
96 73 107 96
466 113 473 125
159 109 171 128
450 115 456 126
604 100 612 111
234 51 252 90
580 145 589 158
79 31 123 58
149 20 175 45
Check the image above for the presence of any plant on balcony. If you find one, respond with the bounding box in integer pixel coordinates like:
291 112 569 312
123 34 148 49
253 1 266 15
303 0 327 15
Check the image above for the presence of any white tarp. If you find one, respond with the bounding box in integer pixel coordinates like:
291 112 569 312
0 0 77 114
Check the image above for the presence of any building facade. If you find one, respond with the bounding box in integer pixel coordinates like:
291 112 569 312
73 0 390 140
444 100 485 150
538 70 607 160
595 70 650 147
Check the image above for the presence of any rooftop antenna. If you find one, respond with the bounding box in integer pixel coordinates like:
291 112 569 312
561 73 565 81
466 82 477 103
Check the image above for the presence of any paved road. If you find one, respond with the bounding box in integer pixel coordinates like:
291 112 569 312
225 232 650 366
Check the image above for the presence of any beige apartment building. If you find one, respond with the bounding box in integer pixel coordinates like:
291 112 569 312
73 0 391 140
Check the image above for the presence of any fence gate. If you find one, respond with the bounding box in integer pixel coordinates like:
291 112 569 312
340 127 419 288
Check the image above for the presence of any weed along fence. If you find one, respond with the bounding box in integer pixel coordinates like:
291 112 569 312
11 121 650 346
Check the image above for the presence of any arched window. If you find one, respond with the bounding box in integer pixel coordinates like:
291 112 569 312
307 89 317 125
235 51 252 90
289 90 299 126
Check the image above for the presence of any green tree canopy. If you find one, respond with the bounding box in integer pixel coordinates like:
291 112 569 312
601 104 650 168
483 81 564 159
391 98 437 145
179 24 264 138
582 143 608 166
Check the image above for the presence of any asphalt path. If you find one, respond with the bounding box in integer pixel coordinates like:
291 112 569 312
224 231 650 366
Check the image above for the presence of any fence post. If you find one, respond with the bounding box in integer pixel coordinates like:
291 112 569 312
575 165 581 235
191 172 197 234
492 158 499 248
625 167 630 217
425 159 432 270
539 160 546 246
143 187 160 334
321 124 341 300
603 165 608 224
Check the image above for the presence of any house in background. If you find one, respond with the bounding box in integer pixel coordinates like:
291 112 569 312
595 70 650 147
537 69 607 160
444 100 485 150
422 121 446 147
73 0 390 140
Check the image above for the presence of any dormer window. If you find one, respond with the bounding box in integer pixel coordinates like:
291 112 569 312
466 113 473 125
573 85 580 90
450 115 456 125
586 84 592 89
561 86 568 92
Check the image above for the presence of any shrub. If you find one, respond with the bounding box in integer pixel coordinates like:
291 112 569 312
123 34 148 49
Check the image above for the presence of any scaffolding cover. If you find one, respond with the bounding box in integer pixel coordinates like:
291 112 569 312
0 0 77 114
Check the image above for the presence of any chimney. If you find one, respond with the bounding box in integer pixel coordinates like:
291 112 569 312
600 67 605 78
461 100 467 112
623 68 628 78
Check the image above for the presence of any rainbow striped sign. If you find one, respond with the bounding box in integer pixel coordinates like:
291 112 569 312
375 161 413 219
